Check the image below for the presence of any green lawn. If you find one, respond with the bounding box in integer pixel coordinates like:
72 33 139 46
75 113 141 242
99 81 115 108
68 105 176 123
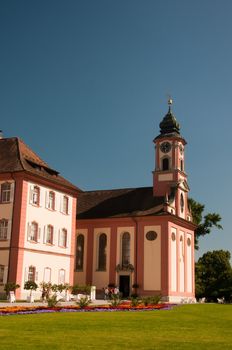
0 304 231 349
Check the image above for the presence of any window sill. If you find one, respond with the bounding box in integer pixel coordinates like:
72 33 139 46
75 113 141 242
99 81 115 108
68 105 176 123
58 245 67 249
28 240 38 244
45 243 54 246
46 208 56 212
29 203 40 208
0 239 8 242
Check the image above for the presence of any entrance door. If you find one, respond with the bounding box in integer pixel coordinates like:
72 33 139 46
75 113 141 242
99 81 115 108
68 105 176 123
119 275 130 297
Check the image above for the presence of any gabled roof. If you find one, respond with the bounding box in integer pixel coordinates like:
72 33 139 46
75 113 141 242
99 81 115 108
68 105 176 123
0 137 81 192
77 186 165 219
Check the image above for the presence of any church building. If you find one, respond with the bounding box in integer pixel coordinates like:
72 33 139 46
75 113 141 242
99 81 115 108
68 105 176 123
0 102 196 302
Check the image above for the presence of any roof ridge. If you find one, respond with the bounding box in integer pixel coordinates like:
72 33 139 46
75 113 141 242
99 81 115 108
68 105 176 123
17 138 49 167
15 138 25 170
80 186 153 194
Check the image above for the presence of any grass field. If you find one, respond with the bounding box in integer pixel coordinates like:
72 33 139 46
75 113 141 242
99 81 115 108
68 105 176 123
0 304 231 349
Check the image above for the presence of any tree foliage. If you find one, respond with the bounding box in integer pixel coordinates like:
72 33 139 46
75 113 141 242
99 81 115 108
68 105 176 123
195 250 232 302
188 198 222 249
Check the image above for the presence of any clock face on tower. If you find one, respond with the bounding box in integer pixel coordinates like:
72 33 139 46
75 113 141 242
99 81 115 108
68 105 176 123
160 142 171 153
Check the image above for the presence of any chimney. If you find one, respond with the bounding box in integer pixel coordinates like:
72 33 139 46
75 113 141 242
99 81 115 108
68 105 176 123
0 130 3 139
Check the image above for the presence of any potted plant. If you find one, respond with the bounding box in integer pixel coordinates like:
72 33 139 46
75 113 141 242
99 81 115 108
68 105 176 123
4 282 20 302
24 281 38 302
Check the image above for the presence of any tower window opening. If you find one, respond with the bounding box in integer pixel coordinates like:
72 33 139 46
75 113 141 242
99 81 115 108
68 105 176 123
162 158 169 171
180 193 184 213
180 160 183 172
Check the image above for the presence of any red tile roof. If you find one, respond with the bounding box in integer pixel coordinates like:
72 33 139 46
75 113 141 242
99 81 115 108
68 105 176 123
77 187 165 219
0 137 81 192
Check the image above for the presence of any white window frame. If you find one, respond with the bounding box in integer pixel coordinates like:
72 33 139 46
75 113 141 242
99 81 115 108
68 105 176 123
59 228 67 248
0 219 8 240
45 225 54 245
0 183 11 203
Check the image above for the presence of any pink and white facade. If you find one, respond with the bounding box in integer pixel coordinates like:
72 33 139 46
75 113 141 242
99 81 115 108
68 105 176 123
0 103 196 302
75 103 196 302
0 138 79 299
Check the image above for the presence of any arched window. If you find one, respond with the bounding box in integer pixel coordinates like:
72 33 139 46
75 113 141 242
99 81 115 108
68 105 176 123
46 225 54 244
29 222 38 242
28 266 36 282
59 269 65 284
48 191 55 210
60 229 67 248
98 233 107 271
76 234 84 271
32 186 40 206
180 193 184 213
162 158 169 171
44 267 51 282
122 232 130 267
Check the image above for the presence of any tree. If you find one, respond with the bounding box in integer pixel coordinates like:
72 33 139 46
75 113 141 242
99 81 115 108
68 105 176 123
4 282 20 297
188 198 222 250
24 281 38 297
195 250 232 302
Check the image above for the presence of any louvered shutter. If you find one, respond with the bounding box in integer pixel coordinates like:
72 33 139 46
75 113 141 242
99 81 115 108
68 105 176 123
43 226 46 243
3 266 8 284
27 223 31 241
60 195 63 213
10 182 15 202
45 191 48 208
37 226 41 242
24 267 28 282
29 186 33 204
39 187 43 207
7 220 12 240
54 193 58 211
68 197 71 215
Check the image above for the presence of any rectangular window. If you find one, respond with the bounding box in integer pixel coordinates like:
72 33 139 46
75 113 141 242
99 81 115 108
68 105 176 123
0 266 4 283
1 183 11 203
28 266 36 282
44 267 51 282
28 222 38 242
0 220 8 240
62 196 69 214
58 269 65 284
46 225 53 244
59 229 67 248
48 191 55 210
31 186 40 206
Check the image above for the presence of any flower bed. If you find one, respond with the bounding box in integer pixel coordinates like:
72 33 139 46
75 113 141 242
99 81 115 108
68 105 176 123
0 303 176 316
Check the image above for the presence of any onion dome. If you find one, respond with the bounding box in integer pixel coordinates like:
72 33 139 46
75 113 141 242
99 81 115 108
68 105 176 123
160 104 180 135
154 98 185 141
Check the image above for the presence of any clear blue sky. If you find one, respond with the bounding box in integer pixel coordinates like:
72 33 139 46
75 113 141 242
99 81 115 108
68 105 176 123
1 0 231 260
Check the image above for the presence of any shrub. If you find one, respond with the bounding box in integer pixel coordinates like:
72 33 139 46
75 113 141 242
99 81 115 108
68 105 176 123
4 282 20 296
142 297 151 306
77 296 90 309
149 295 162 305
40 282 53 300
47 294 59 307
110 294 121 307
131 297 140 307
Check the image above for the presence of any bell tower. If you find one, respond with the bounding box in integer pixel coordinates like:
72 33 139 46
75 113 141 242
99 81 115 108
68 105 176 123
153 99 191 220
